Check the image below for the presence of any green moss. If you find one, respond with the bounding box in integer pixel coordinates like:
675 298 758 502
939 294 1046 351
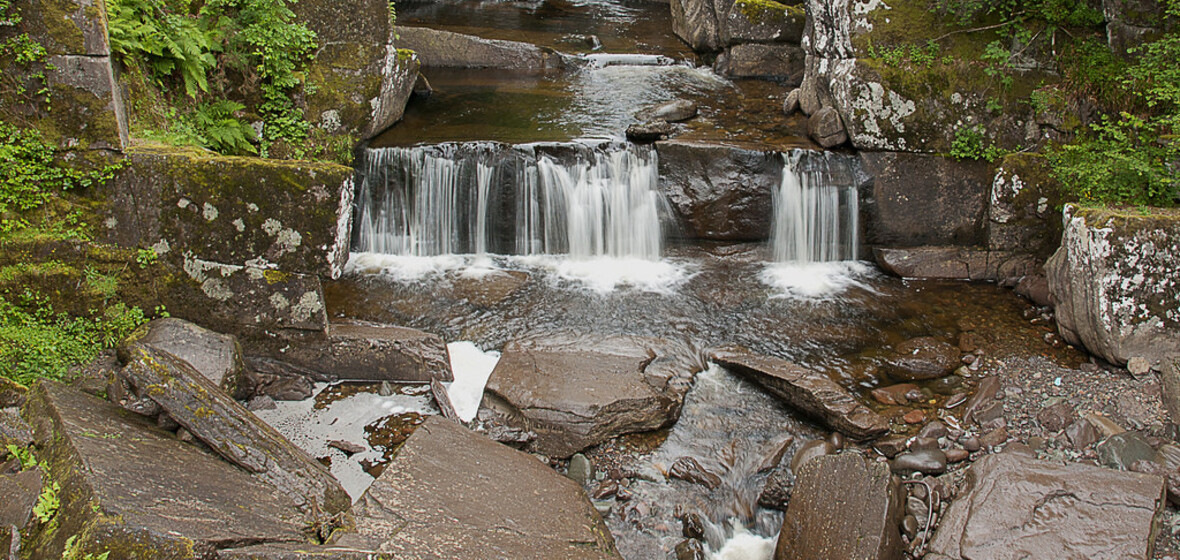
734 0 803 24
28 0 88 53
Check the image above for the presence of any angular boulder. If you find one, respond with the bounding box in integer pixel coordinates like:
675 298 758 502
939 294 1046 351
720 0 806 45
277 322 454 382
483 336 700 458
715 43 805 82
396 27 565 69
1046 205 1180 367
987 153 1065 259
711 347 889 441
0 408 32 449
671 0 723 51
927 453 1165 559
806 106 847 148
342 416 621 559
859 152 991 248
655 141 782 241
20 381 306 560
118 344 350 514
119 318 253 400
775 453 904 560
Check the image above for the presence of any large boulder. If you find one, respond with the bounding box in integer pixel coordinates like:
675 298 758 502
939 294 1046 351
395 27 565 69
712 347 889 441
341 416 622 559
715 43 805 81
1046 206 1180 367
671 0 723 51
774 453 904 560
295 0 419 140
859 152 991 248
119 318 254 400
20 381 307 560
671 0 806 52
656 141 782 241
117 344 351 514
482 336 700 458
927 453 1165 559
102 143 355 279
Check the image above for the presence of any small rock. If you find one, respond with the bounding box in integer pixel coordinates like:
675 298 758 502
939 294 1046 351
682 511 706 539
1037 400 1076 433
902 514 920 539
669 457 722 490
1084 412 1126 438
961 436 982 452
910 437 941 453
790 439 836 472
979 427 1009 449
903 409 926 424
1097 432 1156 471
827 431 845 451
1002 442 1037 458
378 381 393 397
567 453 592 486
945 448 970 463
945 392 968 409
328 440 366 455
592 480 618 500
626 121 673 143
918 421 948 440
755 435 795 473
885 337 959 381
1026 436 1046 451
873 435 910 459
783 89 801 115
963 376 1001 424
675 538 707 560
1127 357 1151 378
892 449 948 475
872 383 918 406
246 395 277 411
806 106 848 148
906 495 927 519
649 99 698 123
972 399 1005 425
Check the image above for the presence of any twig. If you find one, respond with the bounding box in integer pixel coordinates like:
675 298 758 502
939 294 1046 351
932 18 1022 43
901 479 936 555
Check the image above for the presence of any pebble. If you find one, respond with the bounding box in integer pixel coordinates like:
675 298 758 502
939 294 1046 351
567 453 592 486
681 512 706 539
827 431 845 451
903 409 926 424
945 448 970 463
1127 356 1151 377
892 449 948 475
918 421 949 440
593 480 618 500
328 439 366 455
906 496 927 518
961 436 981 452
945 392 968 409
902 515 920 539
979 427 1009 448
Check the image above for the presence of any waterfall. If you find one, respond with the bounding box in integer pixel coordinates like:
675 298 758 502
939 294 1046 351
769 151 860 263
353 142 668 260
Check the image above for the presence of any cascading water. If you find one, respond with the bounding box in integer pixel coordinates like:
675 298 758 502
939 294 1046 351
352 142 668 260
769 150 860 263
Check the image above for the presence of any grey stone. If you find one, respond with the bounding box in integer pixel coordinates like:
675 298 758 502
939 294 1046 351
774 454 904 560
0 469 40 530
568 453 592 486
873 247 1038 282
806 106 847 148
1037 400 1076 433
0 409 31 449
1163 358 1180 427
1097 432 1158 471
883 337 959 381
1127 356 1152 377
344 417 621 559
1045 205 1180 366
891 449 948 475
712 347 889 441
20 381 306 560
396 26 565 69
783 88 801 115
118 344 350 514
927 453 1165 560
163 260 331 336
120 318 253 400
1065 418 1100 449
483 336 699 458
642 99 698 123
719 0 806 46
1015 274 1052 307
715 43 805 82
963 376 1001 425
670 0 722 51
275 322 453 382
247 395 278 411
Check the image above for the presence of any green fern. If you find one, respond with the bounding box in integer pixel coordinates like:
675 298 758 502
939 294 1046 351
192 100 258 155
107 0 219 97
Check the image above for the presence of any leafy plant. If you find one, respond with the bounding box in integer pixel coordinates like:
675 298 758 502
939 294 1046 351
950 125 1007 161
5 443 35 469
107 0 220 97
64 535 110 560
1049 114 1179 206
33 479 60 523
0 0 52 109
136 247 159 268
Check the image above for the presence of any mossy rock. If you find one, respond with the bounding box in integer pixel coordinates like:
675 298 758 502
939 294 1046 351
11 0 110 56
988 153 1067 258
723 0 806 45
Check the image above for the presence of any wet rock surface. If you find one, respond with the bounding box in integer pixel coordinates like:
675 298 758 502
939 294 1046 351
775 453 903 560
655 141 782 241
120 318 253 400
712 347 889 440
927 453 1165 559
277 322 453 382
396 26 565 69
883 336 959 381
483 335 699 458
344 416 621 559
874 246 1038 282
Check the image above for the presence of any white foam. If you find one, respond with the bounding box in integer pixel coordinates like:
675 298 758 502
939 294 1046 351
344 252 468 280
709 522 777 560
444 341 501 422
253 384 435 500
515 255 693 294
759 260 877 300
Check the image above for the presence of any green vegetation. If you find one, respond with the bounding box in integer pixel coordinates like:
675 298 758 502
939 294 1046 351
950 125 1006 161
0 0 51 111
106 0 317 157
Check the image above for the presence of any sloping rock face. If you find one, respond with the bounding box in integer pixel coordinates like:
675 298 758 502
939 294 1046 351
483 336 701 458
102 143 354 279
117 344 351 514
396 27 565 69
342 417 621 559
775 453 903 560
927 453 1165 559
120 318 254 399
3 0 128 152
295 0 419 140
20 381 307 560
712 347 889 440
860 152 990 247
166 259 330 336
656 141 782 241
1046 206 1180 367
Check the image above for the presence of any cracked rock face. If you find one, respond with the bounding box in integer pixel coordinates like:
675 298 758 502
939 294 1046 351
481 335 702 458
927 452 1166 559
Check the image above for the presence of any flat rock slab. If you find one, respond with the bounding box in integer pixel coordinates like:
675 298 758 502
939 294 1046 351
120 317 252 399
344 416 621 559
279 323 453 382
874 246 1037 282
775 453 904 560
711 347 889 441
928 453 1166 560
396 26 565 69
484 335 699 458
118 344 350 514
218 543 389 559
20 382 306 560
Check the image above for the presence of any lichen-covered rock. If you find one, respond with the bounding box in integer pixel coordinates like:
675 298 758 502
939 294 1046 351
859 152 990 247
656 140 782 240
988 153 1065 259
671 0 723 51
166 257 330 334
119 317 254 400
20 381 307 560
1104 0 1171 55
340 416 621 559
395 26 565 69
295 0 418 140
117 345 351 514
1046 205 1180 367
715 43 805 81
102 143 355 278
482 335 701 458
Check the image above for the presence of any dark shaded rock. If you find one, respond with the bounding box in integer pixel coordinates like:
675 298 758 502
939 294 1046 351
0 409 32 449
20 381 306 560
103 143 355 279
120 318 253 400
682 512 707 539
712 347 888 441
1046 205 1180 366
626 121 674 143
1015 274 1052 307
675 538 707 560
256 375 314 401
873 435 909 459
883 337 958 381
0 377 25 408
715 43 805 82
669 457 723 489
806 106 847 148
396 27 565 69
774 453 903 560
483 336 699 458
670 0 721 51
859 153 992 248
1097 432 1157 471
1164 358 1180 428
783 88 801 114
328 440 365 455
917 420 948 440
874 246 1039 282
790 439 837 471
891 449 947 475
277 322 453 382
118 344 350 514
945 448 969 463
927 453 1165 559
758 465 796 509
655 140 781 240
1065 418 1100 449
0 468 40 530
343 417 621 559
978 427 1009 449
1037 400 1076 433
988 155 1066 260
755 434 796 473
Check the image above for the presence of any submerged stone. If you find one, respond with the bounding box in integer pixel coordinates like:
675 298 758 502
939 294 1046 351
883 337 959 381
